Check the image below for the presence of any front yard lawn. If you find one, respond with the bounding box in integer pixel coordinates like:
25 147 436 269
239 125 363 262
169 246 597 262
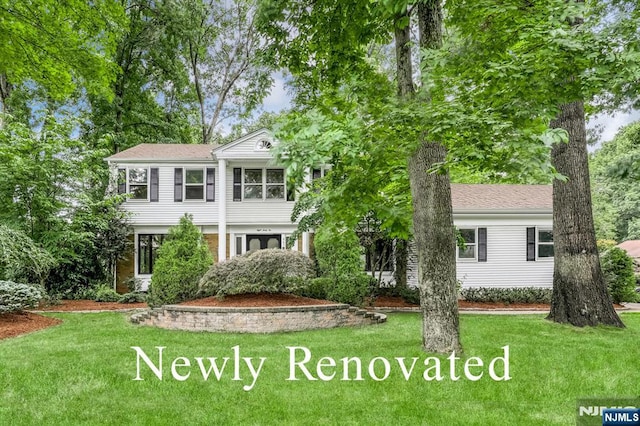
1 312 638 425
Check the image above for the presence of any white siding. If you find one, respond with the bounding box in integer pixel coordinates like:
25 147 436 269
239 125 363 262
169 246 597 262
407 214 554 289
119 162 218 226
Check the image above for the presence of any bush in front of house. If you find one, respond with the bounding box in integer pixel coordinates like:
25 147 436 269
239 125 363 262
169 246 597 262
0 281 43 314
460 287 553 304
307 225 372 305
118 292 146 304
147 214 213 307
601 247 638 304
198 249 315 298
94 285 121 303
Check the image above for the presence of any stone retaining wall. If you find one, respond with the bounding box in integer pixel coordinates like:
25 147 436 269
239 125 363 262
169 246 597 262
131 304 386 333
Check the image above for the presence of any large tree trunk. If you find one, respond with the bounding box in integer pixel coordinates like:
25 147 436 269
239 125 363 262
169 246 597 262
547 100 624 327
409 141 461 352
395 0 460 353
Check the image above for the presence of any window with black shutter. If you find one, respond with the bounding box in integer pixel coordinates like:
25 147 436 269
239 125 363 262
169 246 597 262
526 227 536 261
150 168 159 202
206 168 215 202
233 168 242 201
117 168 126 194
174 168 183 202
478 227 487 262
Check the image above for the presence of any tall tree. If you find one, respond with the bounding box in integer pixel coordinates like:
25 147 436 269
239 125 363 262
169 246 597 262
405 1 460 353
0 0 125 124
86 0 199 153
180 0 273 144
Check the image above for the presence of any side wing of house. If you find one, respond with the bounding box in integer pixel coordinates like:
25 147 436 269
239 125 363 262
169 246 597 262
405 213 554 289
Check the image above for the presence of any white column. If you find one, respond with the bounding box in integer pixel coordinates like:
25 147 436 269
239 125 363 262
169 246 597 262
218 159 227 262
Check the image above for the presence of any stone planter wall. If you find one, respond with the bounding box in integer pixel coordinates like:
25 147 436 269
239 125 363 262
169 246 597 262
130 304 386 333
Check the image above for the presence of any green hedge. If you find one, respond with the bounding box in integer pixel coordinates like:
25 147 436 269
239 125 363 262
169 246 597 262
460 287 552 304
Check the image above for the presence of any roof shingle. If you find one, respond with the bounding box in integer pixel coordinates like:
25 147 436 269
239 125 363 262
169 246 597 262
105 143 221 161
451 184 552 211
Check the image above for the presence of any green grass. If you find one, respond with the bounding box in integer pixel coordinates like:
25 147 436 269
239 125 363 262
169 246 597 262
1 312 639 425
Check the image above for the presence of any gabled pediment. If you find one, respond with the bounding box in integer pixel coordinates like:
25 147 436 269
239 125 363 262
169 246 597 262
213 128 278 160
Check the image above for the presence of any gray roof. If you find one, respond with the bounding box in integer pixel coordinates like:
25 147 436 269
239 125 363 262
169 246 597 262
451 184 552 211
105 143 221 161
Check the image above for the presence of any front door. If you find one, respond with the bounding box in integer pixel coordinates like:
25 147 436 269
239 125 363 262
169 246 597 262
246 234 282 252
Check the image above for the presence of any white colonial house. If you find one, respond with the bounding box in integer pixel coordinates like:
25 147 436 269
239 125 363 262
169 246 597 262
105 128 554 292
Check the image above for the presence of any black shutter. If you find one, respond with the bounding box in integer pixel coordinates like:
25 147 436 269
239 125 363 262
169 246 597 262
117 168 126 194
174 168 183 202
150 168 159 202
206 167 215 202
478 227 487 262
526 227 536 261
233 168 242 201
286 180 295 201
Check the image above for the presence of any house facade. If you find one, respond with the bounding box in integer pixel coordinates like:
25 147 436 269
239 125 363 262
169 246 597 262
106 129 554 293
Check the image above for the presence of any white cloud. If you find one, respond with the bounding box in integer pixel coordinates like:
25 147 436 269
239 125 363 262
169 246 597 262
263 71 292 113
587 109 640 145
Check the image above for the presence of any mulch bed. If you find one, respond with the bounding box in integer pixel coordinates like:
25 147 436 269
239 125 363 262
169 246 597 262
180 293 334 307
0 312 62 340
37 300 148 311
4 294 619 340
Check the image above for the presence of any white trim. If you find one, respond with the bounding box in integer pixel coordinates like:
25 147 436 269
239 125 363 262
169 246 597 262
536 227 554 261
218 159 227 261
457 227 478 261
127 166 150 202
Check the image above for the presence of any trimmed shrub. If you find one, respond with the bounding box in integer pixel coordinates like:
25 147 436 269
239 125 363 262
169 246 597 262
0 281 43 313
296 277 330 300
461 287 552 304
147 214 213 307
94 285 121 302
597 239 618 253
118 292 146 304
198 249 315 298
400 286 420 305
325 274 373 306
601 247 638 303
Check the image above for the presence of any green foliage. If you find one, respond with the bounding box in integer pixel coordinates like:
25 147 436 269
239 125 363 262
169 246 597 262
94 285 121 303
600 247 638 304
400 286 421 305
0 0 125 103
198 249 316 298
147 214 213 307
118 292 146 304
0 225 56 286
591 122 640 241
597 239 618 253
295 277 329 300
314 226 364 280
0 281 43 314
460 287 553 304
311 225 372 305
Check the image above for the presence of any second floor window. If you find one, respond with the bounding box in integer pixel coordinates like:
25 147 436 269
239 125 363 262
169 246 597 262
129 168 148 200
185 168 204 200
242 168 285 200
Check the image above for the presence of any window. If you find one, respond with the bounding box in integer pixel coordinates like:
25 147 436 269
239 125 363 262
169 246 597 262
266 169 285 199
239 168 286 200
458 228 477 259
185 168 204 200
244 169 263 199
365 238 394 272
255 139 272 150
538 229 554 258
128 168 148 200
138 234 165 275
526 227 553 261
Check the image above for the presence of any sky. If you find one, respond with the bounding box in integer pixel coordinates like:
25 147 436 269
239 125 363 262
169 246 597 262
259 72 639 151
